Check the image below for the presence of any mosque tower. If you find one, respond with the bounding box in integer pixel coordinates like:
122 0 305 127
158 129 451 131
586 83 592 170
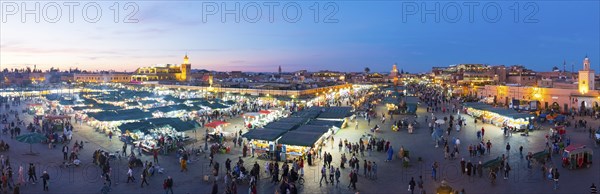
578 55 594 94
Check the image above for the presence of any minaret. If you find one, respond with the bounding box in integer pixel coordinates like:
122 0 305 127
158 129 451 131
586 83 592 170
183 54 189 65
278 65 282 75
180 54 191 81
390 63 399 85
578 55 594 94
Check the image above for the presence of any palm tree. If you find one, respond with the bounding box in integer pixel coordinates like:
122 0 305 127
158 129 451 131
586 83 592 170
364 67 370 74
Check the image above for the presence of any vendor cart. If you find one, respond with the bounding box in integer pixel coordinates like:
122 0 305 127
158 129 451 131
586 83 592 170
562 144 593 169
531 150 549 164
482 157 503 169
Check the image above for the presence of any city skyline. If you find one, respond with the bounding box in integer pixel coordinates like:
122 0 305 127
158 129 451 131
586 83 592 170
1 1 599 73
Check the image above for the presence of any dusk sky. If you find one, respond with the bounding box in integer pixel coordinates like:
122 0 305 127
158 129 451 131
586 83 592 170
1 1 599 73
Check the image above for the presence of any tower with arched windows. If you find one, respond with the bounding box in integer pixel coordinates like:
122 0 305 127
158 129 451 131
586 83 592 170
578 56 594 94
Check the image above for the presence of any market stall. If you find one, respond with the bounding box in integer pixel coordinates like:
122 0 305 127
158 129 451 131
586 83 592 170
277 130 327 162
27 103 45 115
242 128 286 158
463 102 533 129
205 120 231 140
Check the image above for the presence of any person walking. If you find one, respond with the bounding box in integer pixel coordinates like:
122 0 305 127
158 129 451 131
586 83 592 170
153 149 159 164
18 165 25 186
62 145 68 161
519 146 523 158
319 165 328 186
431 162 438 181
329 165 335 184
40 171 49 191
408 177 416 194
372 162 378 180
27 163 36 184
506 143 511 157
334 167 340 187
481 127 485 137
351 170 358 191
552 169 560 190
126 167 135 183
140 169 149 188
104 173 112 188
417 175 424 194
180 157 187 172
211 181 218 194
486 140 492 155
503 162 511 180
164 176 173 194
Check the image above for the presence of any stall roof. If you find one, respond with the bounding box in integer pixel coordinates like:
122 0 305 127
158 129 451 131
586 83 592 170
119 118 198 133
88 108 152 121
317 107 353 120
196 101 230 109
294 125 330 134
242 128 286 141
277 117 309 125
463 102 494 109
263 122 298 131
278 131 325 147
45 94 61 101
148 104 200 113
138 100 158 105
291 109 321 119
307 120 343 128
162 95 185 103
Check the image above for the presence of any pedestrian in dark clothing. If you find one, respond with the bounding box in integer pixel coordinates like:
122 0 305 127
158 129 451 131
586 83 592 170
408 177 416 194
164 176 174 194
460 158 466 175
27 164 36 184
211 181 218 194
351 170 358 190
62 145 68 161
591 183 597 193
40 171 49 191
140 169 149 187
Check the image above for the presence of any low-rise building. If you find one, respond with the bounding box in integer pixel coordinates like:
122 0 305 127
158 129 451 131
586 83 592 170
74 73 131 83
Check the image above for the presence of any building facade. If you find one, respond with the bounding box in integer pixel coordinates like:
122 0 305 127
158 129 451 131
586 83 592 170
478 56 598 112
131 55 191 82
74 73 131 83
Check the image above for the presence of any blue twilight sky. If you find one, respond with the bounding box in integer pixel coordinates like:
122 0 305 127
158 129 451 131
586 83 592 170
1 1 599 73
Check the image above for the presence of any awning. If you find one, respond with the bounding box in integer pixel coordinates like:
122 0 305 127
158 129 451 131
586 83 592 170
307 120 343 128
264 122 299 131
278 131 325 147
294 125 330 134
242 128 285 141
205 121 229 128
119 118 199 133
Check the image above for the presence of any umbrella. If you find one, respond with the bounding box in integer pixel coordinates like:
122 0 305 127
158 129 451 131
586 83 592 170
16 133 48 154
435 119 445 125
205 121 229 128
